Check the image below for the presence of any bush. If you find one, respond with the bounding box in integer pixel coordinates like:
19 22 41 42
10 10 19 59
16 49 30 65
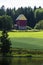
26 26 32 30
34 20 43 30
0 15 13 31
0 30 12 56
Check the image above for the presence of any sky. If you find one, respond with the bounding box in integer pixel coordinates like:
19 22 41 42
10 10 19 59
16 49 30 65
0 0 43 9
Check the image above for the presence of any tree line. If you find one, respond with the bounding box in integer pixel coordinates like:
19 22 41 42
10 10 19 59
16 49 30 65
0 5 43 30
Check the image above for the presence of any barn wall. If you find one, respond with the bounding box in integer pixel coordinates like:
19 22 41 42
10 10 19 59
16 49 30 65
18 26 26 30
16 20 27 30
16 20 27 26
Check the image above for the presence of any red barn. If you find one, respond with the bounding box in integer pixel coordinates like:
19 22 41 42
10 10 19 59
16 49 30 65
16 14 27 30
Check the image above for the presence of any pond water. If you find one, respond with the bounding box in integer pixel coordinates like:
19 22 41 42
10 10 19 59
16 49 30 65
0 57 43 65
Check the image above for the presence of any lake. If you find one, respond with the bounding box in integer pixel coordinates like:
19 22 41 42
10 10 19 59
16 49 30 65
0 57 43 65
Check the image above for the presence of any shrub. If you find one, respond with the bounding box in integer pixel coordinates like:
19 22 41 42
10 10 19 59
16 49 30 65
0 15 13 31
0 30 12 56
34 20 43 30
26 26 32 30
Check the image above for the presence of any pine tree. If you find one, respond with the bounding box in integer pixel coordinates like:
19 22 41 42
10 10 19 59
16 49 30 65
0 30 11 56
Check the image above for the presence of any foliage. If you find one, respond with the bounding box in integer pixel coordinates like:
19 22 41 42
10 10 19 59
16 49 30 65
0 15 13 30
34 20 43 29
26 26 32 30
0 5 43 28
35 9 43 23
0 30 11 56
0 5 5 16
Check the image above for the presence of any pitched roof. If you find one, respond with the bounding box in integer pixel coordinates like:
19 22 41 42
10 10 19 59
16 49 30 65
16 14 27 20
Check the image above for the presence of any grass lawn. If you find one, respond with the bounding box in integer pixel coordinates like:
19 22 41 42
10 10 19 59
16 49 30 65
8 31 43 50
8 31 43 38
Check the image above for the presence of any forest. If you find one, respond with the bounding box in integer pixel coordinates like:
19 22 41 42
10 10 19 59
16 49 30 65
0 5 43 30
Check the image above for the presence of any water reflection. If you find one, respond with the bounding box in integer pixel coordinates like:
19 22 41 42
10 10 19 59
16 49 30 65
0 57 43 65
0 57 12 65
12 57 43 65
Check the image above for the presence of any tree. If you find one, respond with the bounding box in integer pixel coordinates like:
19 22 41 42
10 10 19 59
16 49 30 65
6 8 16 25
34 6 37 11
1 6 43 29
0 15 13 30
26 7 35 28
35 9 43 23
6 8 12 16
0 5 5 16
34 20 43 29
0 30 11 56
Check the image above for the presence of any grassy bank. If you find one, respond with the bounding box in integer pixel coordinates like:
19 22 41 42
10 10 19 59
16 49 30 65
8 31 43 50
0 31 43 57
11 48 43 58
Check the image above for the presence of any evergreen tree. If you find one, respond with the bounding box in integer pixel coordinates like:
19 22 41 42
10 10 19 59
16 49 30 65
0 30 11 56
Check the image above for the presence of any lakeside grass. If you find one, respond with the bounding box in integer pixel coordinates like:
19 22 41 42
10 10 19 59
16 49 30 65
0 31 43 56
10 38 43 50
8 31 43 50
0 31 43 50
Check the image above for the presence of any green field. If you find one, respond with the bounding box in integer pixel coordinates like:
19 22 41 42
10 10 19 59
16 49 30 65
8 31 43 50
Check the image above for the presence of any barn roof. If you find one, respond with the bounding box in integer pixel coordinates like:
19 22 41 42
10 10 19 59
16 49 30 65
16 14 27 20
